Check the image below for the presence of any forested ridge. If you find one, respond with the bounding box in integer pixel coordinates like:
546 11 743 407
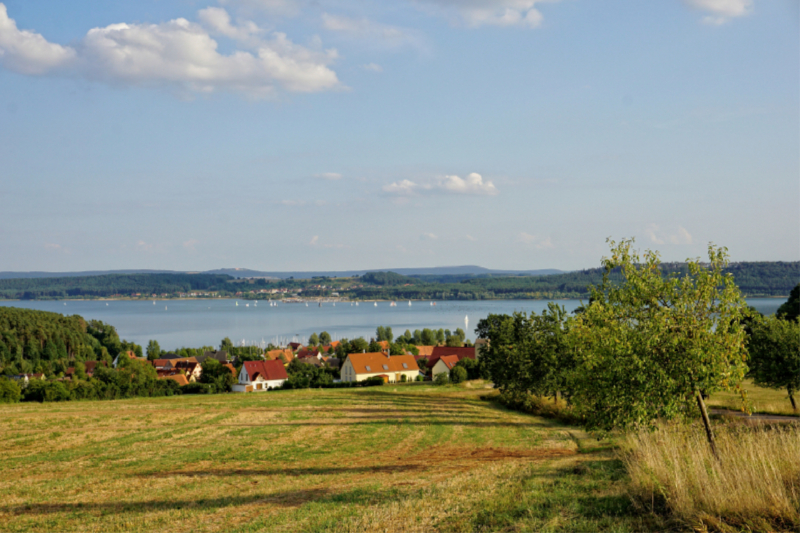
0 273 233 300
0 261 796 300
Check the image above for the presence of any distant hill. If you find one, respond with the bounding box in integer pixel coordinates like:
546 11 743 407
0 266 564 281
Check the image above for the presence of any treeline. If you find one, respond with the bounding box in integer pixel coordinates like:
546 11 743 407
0 273 233 300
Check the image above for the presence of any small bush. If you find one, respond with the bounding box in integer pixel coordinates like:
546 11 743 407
450 366 467 384
179 382 213 395
0 378 21 403
434 373 449 386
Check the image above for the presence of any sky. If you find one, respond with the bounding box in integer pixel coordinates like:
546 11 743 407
0 0 797 273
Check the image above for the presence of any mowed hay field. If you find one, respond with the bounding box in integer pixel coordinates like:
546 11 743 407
0 384 653 533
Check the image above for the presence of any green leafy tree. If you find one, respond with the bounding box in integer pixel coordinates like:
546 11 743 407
389 343 405 356
436 329 446 345
199 358 236 393
434 372 449 386
146 340 161 361
568 239 749 454
450 365 468 384
319 331 332 345
74 361 87 380
368 339 383 352
747 315 800 412
421 328 436 346
220 337 234 352
308 333 319 346
350 338 369 353
777 284 800 322
0 378 21 403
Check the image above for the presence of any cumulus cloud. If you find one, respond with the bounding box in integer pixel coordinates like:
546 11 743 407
646 224 693 245
517 232 553 249
413 0 556 28
383 173 498 196
682 0 753 25
219 0 304 18
362 62 383 72
0 4 340 97
0 4 76 74
421 232 438 240
313 172 342 180
198 6 263 44
309 235 319 245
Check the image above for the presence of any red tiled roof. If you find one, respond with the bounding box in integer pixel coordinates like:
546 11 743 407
266 348 294 363
296 349 320 359
437 355 459 370
163 374 189 386
346 353 419 375
427 346 476 368
244 360 288 382
414 346 435 356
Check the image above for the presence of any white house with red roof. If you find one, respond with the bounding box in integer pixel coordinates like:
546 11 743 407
232 360 288 392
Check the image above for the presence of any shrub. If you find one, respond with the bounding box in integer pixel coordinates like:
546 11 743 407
23 380 71 402
400 374 407 383
179 382 213 395
0 378 21 403
450 366 467 384
434 373 449 386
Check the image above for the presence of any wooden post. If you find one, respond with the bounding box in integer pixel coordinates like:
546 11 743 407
696 389 718 459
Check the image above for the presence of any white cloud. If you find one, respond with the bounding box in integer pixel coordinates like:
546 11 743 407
183 239 200 252
421 232 438 240
362 62 383 72
0 4 340 97
646 224 693 245
309 235 319 245
413 0 556 28
322 13 422 49
465 234 476 242
198 7 263 44
669 226 693 245
439 173 498 195
280 199 305 206
0 4 76 74
135 240 154 252
313 172 342 180
682 0 753 25
383 173 498 196
645 223 665 245
517 232 553 249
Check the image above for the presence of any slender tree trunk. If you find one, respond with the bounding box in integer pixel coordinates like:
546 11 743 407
695 389 718 459
789 388 797 413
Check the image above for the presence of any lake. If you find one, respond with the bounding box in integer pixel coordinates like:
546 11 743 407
0 298 785 351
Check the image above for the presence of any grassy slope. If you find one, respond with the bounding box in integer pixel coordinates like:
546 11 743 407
0 384 659 533
706 379 799 417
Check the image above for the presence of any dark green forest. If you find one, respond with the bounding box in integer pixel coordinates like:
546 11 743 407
0 262 796 301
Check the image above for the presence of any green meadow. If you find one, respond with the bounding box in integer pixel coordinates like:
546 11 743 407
0 383 659 533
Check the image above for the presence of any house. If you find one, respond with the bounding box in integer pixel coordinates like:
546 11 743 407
196 350 229 364
152 359 172 370
474 338 489 358
162 374 189 386
297 356 324 368
288 342 304 352
222 363 237 376
340 353 419 383
266 348 294 364
296 349 322 360
11 374 45 388
232 360 288 392
431 355 460 378
112 351 146 368
322 356 341 370
173 360 202 382
415 346 435 357
427 346 476 369
65 361 105 379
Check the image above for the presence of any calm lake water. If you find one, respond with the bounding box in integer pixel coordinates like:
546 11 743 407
0 298 785 351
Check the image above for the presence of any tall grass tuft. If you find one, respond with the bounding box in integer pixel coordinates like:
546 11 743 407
623 421 800 532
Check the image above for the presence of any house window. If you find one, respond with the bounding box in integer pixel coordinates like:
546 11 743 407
402 363 408 368
382 364 389 370
365 365 371 371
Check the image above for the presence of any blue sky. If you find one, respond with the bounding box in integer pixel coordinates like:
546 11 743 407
0 0 797 272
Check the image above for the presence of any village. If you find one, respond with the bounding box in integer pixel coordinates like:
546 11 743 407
13 338 489 394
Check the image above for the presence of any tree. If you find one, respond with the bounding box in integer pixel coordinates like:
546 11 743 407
434 372 449 385
477 304 573 399
568 239 749 454
368 340 383 353
777 284 800 322
747 315 800 412
454 357 482 381
200 358 236 393
146 340 161 361
220 337 234 352
421 328 436 346
450 366 468 384
74 361 87 380
350 338 369 353
436 329 446 345
0 378 21 403
308 333 319 346
319 331 332 345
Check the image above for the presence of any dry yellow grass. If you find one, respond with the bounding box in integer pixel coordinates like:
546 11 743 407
623 421 800 532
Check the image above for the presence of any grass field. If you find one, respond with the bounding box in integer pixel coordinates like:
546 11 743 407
0 383 662 533
706 379 799 417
